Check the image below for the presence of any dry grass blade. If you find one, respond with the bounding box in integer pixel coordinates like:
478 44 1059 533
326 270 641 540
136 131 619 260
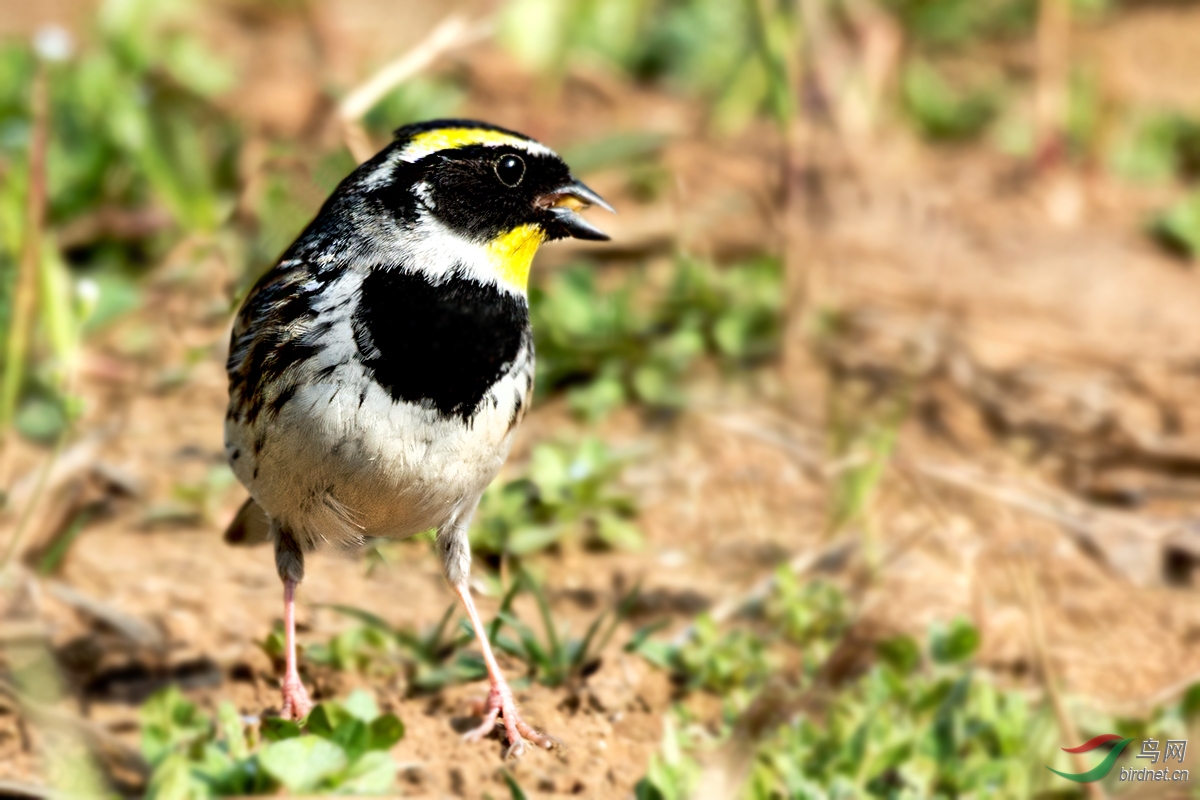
701 411 825 480
0 675 148 793
0 779 57 799
1034 0 1071 166
0 62 49 477
46 581 163 649
0 620 51 644
911 460 1172 581
5 435 104 513
1 435 107 573
1011 555 1108 800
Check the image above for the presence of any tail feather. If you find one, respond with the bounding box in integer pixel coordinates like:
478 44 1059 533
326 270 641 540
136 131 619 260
224 496 272 546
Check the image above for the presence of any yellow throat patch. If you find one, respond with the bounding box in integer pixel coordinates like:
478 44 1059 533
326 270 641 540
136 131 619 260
486 224 545 291
403 128 534 162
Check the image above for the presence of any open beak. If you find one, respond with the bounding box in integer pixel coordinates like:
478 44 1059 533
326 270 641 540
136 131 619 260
538 179 615 241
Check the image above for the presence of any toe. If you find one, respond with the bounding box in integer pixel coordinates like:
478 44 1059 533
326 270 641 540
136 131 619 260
280 681 313 720
503 738 526 760
501 700 556 755
463 707 500 743
461 683 556 757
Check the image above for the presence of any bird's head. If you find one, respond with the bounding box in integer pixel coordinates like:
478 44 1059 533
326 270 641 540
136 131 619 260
345 119 613 293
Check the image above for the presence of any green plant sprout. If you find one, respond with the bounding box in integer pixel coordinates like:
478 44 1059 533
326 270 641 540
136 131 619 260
482 570 640 689
530 257 783 420
822 372 909 580
1150 191 1200 261
1110 112 1200 184
0 0 240 442
141 687 403 798
496 0 794 132
277 571 637 696
313 602 489 693
745 624 1052 799
901 59 998 142
628 584 1063 799
471 438 643 566
628 572 849 715
634 712 701 800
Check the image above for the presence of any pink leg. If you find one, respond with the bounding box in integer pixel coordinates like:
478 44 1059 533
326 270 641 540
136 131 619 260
279 578 313 720
453 582 556 758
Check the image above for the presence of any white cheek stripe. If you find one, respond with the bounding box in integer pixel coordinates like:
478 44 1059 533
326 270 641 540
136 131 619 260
387 211 528 297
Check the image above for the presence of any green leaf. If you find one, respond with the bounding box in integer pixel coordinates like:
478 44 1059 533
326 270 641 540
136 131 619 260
161 35 236 97
625 621 674 669
567 376 626 420
140 687 209 766
189 741 236 789
368 713 406 751
530 443 570 497
877 635 921 675
502 769 530 800
342 689 380 722
14 397 68 444
1182 682 1200 721
258 735 348 793
1151 191 1200 260
259 625 286 662
634 777 660 800
902 59 997 142
497 0 569 72
930 617 980 664
506 523 565 556
306 703 338 738
337 749 399 794
36 509 91 575
144 752 202 800
320 603 395 633
632 364 672 405
332 718 371 762
596 514 643 550
216 702 248 761
260 717 302 742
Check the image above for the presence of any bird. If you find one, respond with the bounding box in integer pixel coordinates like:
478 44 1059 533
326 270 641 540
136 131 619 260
222 119 613 756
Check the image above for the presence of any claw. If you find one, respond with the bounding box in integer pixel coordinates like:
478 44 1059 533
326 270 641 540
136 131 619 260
463 680 554 758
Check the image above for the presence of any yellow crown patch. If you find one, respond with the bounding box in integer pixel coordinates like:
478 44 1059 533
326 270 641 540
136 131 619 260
402 128 541 162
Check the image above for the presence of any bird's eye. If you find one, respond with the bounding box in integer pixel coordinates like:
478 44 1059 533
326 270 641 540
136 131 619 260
494 154 525 187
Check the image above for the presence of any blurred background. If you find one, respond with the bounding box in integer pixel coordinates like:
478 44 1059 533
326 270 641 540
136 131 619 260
2 0 1200 797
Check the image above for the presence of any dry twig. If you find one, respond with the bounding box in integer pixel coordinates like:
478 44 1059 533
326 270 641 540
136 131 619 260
337 15 493 163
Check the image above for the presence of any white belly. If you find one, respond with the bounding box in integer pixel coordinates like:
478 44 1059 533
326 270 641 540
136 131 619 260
226 364 528 550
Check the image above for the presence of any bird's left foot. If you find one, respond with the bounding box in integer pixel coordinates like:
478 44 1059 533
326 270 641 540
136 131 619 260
280 677 313 721
464 678 556 758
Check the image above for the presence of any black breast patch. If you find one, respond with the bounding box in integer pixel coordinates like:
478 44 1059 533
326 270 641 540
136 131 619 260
352 268 530 420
